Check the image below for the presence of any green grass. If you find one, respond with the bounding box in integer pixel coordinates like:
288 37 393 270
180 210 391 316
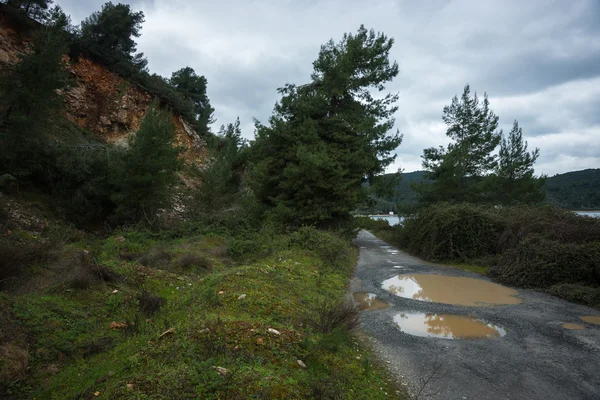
450 263 488 275
1 228 408 399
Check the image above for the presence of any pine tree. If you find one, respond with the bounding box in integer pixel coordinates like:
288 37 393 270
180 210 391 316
250 26 402 229
419 84 502 202
79 2 145 71
110 102 182 224
0 6 70 178
496 121 545 204
170 67 215 135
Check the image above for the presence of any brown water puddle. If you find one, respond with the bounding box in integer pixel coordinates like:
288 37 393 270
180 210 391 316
579 316 600 325
382 274 522 306
352 292 390 310
562 323 585 330
393 312 506 339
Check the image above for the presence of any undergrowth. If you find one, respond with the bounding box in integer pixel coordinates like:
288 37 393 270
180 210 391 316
357 204 600 309
0 222 407 399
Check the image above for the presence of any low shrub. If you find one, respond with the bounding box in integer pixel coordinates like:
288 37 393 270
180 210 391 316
545 284 600 309
402 203 503 261
307 299 358 334
139 291 165 316
491 237 600 288
0 239 55 286
138 246 172 268
287 226 352 272
175 252 213 270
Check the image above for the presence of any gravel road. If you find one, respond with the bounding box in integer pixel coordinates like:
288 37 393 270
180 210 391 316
352 230 600 400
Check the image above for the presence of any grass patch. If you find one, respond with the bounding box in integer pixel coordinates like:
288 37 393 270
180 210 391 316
451 263 488 275
1 227 408 399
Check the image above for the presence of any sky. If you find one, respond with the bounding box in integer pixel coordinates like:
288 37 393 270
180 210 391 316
57 0 600 176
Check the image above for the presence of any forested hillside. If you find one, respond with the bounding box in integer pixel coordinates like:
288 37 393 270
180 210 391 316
365 169 600 213
545 169 600 210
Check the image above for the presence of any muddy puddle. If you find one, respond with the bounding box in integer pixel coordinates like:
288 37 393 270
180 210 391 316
562 323 585 330
393 312 506 339
353 292 390 310
382 274 522 306
579 316 600 325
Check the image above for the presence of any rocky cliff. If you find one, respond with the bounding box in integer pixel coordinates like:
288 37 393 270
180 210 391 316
0 9 206 164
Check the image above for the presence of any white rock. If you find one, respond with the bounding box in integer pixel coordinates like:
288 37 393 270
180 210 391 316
238 294 246 300
297 360 307 368
267 328 281 335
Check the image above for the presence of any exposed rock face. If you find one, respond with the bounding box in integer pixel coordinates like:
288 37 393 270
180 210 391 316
0 11 206 164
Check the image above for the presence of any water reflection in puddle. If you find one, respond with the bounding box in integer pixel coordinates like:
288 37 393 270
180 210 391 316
562 323 585 330
382 274 522 306
352 292 390 310
580 316 600 325
393 312 506 339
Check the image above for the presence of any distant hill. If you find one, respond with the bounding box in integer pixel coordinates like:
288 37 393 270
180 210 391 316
545 169 600 210
365 169 600 213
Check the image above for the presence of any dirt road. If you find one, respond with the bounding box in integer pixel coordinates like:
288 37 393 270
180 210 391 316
352 230 600 400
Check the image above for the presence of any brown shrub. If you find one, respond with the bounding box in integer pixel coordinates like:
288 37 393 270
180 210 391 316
138 247 172 268
0 240 55 285
139 291 165 316
0 342 28 382
119 251 143 261
308 300 358 334
175 252 213 270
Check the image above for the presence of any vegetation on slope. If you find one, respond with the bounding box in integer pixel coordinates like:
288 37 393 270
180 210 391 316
0 207 405 398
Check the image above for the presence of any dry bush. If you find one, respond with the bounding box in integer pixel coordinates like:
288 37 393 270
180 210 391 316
308 300 358 334
139 291 165 316
138 246 172 268
119 251 143 261
81 337 114 358
175 252 213 270
57 250 123 290
0 240 55 285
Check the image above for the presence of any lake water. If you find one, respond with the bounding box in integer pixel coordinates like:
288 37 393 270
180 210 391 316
370 215 403 225
369 211 599 225
575 211 600 218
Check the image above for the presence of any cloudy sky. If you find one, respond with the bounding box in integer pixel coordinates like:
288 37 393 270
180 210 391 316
57 0 600 176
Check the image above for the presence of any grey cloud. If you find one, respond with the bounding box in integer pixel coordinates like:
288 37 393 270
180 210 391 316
56 0 600 176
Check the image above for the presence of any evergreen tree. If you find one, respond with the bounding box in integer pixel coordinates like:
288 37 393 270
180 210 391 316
78 2 146 71
419 84 502 202
193 118 247 217
6 0 53 21
110 102 182 224
0 6 70 178
170 67 215 135
250 26 402 229
496 120 545 204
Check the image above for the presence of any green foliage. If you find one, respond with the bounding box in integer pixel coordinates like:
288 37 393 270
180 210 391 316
401 203 504 261
191 118 247 222
417 85 544 206
250 26 402 230
109 102 182 225
0 6 70 178
287 226 353 271
419 85 501 203
78 1 145 70
387 203 600 307
170 66 215 135
495 120 545 204
5 0 53 21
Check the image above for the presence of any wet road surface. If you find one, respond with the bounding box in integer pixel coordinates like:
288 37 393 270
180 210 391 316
352 230 600 400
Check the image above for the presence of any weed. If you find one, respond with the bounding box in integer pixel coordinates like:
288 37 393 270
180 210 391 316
307 299 358 334
138 246 172 268
139 291 165 316
175 252 213 270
